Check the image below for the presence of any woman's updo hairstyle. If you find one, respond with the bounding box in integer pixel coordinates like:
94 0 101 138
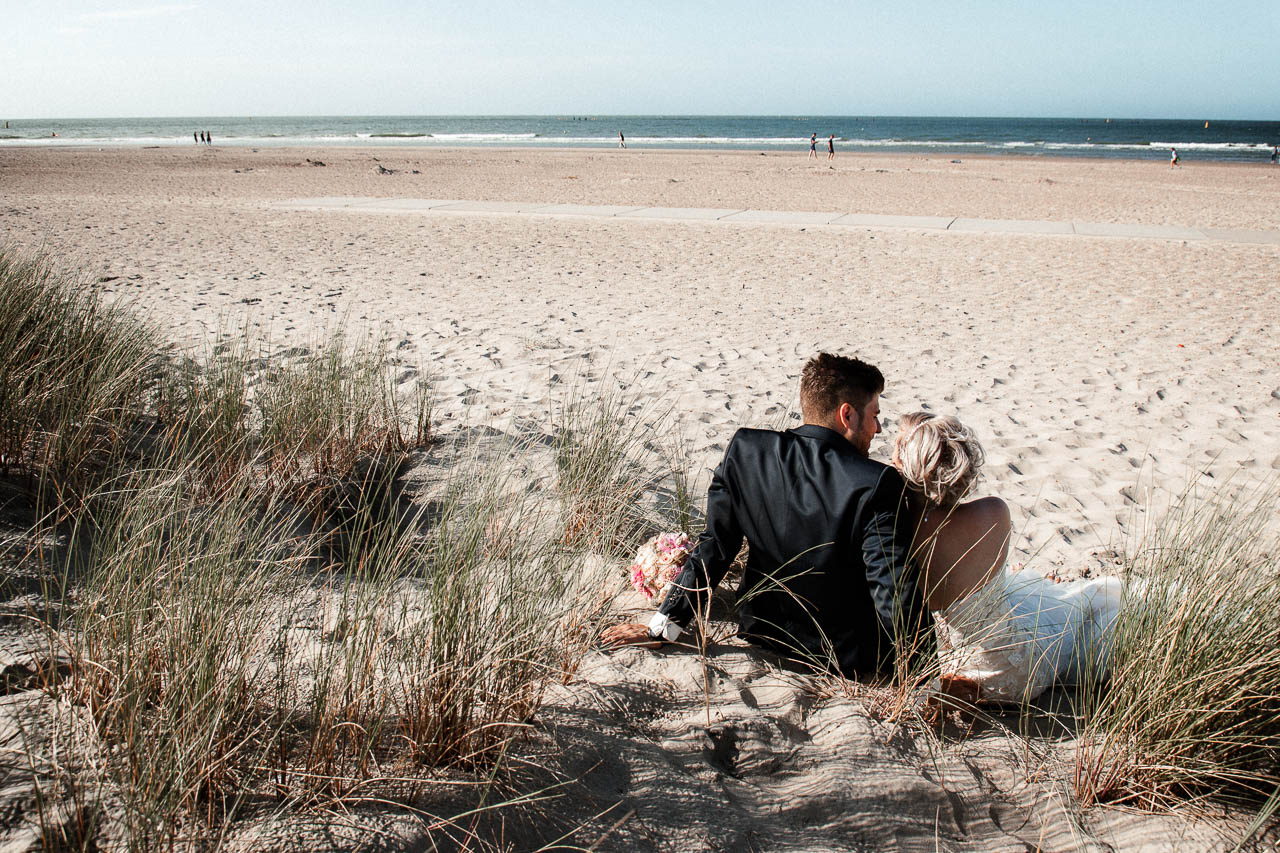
893 412 985 507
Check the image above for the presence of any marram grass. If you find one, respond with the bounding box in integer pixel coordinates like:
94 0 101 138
0 246 157 506
1074 481 1280 809
5 247 649 849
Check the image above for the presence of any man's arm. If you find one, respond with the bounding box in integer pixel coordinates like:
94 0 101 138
862 467 929 658
653 438 744 634
602 434 745 647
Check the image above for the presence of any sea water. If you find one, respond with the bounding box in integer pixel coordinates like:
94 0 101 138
3 115 1278 162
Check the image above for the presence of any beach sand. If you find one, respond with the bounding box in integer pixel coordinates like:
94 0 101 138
2 145 1278 849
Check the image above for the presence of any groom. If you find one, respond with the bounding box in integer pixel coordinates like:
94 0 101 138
602 353 929 677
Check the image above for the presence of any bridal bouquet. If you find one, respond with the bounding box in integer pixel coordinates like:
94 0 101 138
628 532 695 601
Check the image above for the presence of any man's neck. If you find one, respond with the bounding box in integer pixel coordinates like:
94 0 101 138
797 421 864 455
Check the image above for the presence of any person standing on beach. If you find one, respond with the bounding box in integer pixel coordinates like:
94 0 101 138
602 353 929 679
1272 145 1278 165
194 131 199 144
827 134 835 161
808 133 818 160
618 131 625 149
1170 147 1179 168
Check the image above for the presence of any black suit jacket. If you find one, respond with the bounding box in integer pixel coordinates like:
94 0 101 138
657 425 928 677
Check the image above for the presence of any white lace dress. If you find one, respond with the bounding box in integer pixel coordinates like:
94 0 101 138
933 567 1125 703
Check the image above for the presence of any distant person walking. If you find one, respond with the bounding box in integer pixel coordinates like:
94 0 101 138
827 134 835 161
206 131 213 145
1170 147 1180 168
808 133 817 160
1272 145 1278 165
618 131 625 149
194 131 199 144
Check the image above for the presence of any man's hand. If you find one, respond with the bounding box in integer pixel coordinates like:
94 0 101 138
600 622 663 650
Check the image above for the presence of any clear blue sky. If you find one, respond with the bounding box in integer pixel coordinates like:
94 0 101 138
8 1 1278 119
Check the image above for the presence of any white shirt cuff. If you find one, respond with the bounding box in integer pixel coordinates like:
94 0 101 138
647 612 683 642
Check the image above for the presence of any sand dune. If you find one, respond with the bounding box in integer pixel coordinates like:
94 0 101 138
2 145 1277 849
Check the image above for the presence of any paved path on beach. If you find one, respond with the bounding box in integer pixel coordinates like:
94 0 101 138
272 197 1280 246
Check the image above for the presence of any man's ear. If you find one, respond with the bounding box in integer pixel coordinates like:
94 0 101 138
834 402 855 432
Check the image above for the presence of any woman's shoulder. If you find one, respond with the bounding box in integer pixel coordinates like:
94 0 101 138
952 495 1011 531
963 495 1010 516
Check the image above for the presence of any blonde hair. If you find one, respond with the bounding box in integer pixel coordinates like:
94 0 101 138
893 412 985 507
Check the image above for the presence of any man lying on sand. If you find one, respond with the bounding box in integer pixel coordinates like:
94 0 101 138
603 353 931 677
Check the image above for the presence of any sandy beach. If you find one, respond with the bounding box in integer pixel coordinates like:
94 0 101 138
4 146 1277 568
3 145 1279 849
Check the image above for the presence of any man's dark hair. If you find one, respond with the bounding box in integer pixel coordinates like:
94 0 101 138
800 353 884 423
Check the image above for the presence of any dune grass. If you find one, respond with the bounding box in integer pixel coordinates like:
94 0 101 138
63 466 305 846
255 334 431 488
1073 481 1280 810
550 372 685 554
155 333 258 494
551 376 649 551
157 331 433 502
0 248 157 508
0 246 634 849
53 441 615 850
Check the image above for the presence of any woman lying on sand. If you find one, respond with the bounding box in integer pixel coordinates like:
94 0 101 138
892 413 1124 704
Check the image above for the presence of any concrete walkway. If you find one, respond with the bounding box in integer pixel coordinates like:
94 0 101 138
272 197 1280 246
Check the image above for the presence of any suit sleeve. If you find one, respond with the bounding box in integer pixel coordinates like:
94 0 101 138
862 468 930 653
657 435 744 630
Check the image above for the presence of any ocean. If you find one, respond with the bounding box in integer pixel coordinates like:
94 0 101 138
3 115 1278 162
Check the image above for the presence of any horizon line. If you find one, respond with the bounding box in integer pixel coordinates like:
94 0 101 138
7 112 1278 123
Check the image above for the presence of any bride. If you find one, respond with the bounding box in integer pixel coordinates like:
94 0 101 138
891 412 1124 704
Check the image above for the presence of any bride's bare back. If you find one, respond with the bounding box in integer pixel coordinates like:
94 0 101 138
891 411 1012 611
908 496 1011 611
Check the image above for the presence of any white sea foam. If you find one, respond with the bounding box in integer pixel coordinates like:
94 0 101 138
0 134 377 147
1148 140 1271 150
0 136 195 147
841 139 988 147
431 133 538 140
993 140 1274 153
620 136 804 145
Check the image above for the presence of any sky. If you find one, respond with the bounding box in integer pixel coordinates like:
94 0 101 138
7 1 1278 120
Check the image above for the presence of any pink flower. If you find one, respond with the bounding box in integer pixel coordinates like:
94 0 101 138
631 565 653 598
658 533 688 554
